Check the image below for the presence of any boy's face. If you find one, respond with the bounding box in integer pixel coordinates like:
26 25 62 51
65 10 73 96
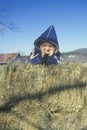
40 42 56 56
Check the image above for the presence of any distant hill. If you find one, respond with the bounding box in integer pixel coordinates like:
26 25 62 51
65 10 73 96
62 48 87 55
60 48 87 63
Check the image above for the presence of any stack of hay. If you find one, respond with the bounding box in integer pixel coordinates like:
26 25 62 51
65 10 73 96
0 63 87 130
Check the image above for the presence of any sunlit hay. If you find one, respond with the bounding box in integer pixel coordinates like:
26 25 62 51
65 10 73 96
0 63 87 108
45 86 87 114
0 113 23 130
0 63 87 130
0 112 39 130
50 103 87 130
50 113 79 130
42 63 87 113
0 64 40 105
12 100 50 129
49 63 86 87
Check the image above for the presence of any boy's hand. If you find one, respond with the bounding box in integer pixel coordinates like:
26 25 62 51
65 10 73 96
41 48 54 57
48 49 54 56
30 52 38 59
40 46 54 56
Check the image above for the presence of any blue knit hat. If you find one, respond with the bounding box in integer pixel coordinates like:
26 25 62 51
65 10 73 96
34 25 59 52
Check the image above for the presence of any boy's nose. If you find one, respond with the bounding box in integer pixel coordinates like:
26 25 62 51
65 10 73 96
46 46 50 50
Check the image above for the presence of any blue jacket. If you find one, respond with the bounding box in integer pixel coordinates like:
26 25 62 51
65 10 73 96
29 48 60 65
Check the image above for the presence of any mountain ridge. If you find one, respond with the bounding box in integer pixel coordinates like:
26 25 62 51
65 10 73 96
60 48 87 63
62 48 87 55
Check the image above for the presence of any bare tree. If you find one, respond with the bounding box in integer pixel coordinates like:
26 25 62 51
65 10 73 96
0 0 19 32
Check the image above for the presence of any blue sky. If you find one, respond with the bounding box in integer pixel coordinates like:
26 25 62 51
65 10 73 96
0 0 87 55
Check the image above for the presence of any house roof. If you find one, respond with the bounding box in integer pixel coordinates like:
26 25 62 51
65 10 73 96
0 53 20 63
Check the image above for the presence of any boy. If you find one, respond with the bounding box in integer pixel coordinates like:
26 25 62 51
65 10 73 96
29 25 60 65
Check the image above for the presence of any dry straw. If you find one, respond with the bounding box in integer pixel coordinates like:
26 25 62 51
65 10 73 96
0 62 87 130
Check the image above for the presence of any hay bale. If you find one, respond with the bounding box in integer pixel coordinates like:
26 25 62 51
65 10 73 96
0 63 87 130
50 104 87 130
0 100 50 130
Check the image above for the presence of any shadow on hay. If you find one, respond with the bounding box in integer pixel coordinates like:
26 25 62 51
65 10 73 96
0 82 86 112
